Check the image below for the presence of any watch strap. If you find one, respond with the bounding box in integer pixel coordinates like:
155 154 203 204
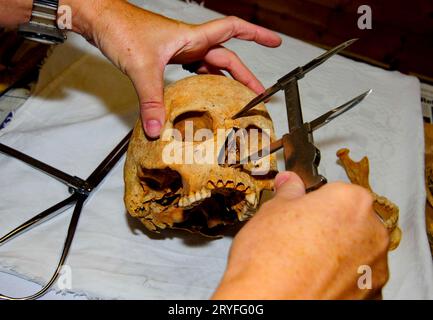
31 0 59 26
37 0 59 8
18 0 65 44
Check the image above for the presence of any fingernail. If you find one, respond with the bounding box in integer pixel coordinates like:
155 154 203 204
274 171 306 200
145 120 161 138
274 172 294 190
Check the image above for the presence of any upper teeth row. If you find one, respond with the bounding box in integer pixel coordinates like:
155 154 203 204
177 188 257 209
178 188 212 208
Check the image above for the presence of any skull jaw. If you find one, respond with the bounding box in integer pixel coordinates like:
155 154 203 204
129 169 275 237
124 120 277 237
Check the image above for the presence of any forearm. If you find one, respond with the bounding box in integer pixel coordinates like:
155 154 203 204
212 181 389 300
211 249 321 300
0 0 32 27
0 0 124 36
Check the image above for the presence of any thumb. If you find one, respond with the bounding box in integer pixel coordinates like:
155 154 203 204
130 64 166 138
274 171 306 201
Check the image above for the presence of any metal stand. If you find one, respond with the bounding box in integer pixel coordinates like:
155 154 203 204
0 130 132 299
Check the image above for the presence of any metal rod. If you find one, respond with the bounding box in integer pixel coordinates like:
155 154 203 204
284 80 303 131
309 89 372 131
86 130 132 188
0 194 87 300
231 38 358 120
0 143 82 188
0 130 132 299
0 194 77 245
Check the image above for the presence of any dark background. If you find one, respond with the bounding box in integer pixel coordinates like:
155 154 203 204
188 0 433 83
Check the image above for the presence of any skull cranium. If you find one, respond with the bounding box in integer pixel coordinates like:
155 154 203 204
124 75 277 236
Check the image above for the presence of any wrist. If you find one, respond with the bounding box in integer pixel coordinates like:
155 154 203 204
58 0 110 36
57 0 98 35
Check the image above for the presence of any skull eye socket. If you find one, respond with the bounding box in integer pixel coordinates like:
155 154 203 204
173 111 214 141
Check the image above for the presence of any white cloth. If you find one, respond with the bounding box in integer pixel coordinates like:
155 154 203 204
0 0 432 299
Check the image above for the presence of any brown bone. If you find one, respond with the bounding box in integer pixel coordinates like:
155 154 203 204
124 75 278 236
337 148 401 250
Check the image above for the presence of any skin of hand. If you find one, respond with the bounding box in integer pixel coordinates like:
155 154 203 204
0 0 32 27
212 172 390 300
0 0 281 137
51 0 281 138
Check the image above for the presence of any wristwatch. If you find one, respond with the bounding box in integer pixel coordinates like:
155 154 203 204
18 0 66 45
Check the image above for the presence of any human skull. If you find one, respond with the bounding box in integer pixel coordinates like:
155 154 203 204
124 75 277 236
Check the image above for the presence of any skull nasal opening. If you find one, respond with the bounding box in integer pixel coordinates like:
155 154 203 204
173 111 213 141
138 167 182 192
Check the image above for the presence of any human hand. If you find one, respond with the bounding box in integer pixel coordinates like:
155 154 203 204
66 0 281 137
212 172 390 299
